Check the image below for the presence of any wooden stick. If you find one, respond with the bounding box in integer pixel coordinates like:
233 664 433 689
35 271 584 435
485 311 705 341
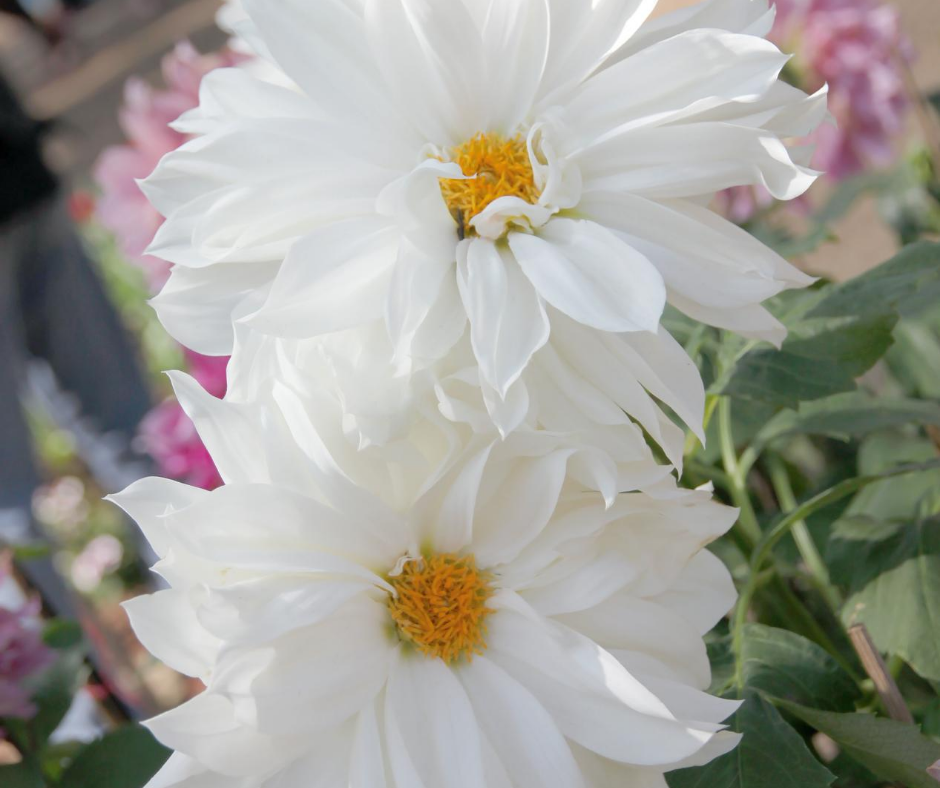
848 624 914 725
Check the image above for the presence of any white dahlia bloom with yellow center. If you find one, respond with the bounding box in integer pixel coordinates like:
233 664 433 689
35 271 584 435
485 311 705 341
112 390 740 788
146 0 824 446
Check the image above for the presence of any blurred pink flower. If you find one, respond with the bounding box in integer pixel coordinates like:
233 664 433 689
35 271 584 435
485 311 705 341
185 351 229 399
138 355 227 490
718 0 911 223
93 42 242 289
138 395 224 491
0 555 56 720
775 0 911 179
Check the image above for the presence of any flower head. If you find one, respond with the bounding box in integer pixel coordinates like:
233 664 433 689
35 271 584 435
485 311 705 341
112 387 740 788
145 0 824 450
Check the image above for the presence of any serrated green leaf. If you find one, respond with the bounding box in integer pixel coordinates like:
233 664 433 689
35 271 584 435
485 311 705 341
751 392 940 452
666 692 835 788
719 242 940 408
58 725 171 788
838 515 940 682
887 318 940 399
779 701 940 788
808 241 940 321
720 313 896 408
739 625 861 712
846 433 940 522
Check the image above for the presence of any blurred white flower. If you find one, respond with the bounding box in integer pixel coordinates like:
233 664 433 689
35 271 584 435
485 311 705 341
144 0 825 451
112 426 740 788
32 476 88 532
71 535 124 592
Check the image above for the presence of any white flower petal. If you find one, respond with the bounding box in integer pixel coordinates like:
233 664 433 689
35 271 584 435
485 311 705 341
509 220 666 334
144 753 256 788
460 657 586 788
456 238 550 397
578 122 817 201
106 477 207 558
151 261 275 356
553 594 712 689
217 598 394 736
124 590 220 679
241 0 411 142
611 0 773 62
566 29 788 143
146 693 298 777
247 217 398 339
480 0 550 133
385 651 485 788
349 702 389 788
364 0 484 145
538 0 658 103
653 550 737 636
196 574 372 645
487 597 718 766
167 371 268 485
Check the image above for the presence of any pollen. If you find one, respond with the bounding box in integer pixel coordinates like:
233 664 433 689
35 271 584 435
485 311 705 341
387 553 496 664
439 133 540 238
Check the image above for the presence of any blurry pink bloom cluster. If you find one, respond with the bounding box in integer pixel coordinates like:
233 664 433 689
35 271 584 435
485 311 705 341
138 351 228 491
776 0 911 179
95 43 237 490
718 0 911 221
0 555 55 722
94 41 242 289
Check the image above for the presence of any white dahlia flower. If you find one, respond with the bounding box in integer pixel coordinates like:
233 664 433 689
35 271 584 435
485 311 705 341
112 410 740 788
145 0 824 445
219 318 700 469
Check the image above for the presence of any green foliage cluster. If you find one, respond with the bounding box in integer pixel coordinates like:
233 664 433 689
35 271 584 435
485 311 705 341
666 238 940 788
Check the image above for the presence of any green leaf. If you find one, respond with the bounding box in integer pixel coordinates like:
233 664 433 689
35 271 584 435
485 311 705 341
666 692 835 788
845 433 940 522
779 701 940 788
719 242 940 408
887 317 940 399
8 543 50 562
29 647 88 747
808 241 940 321
738 625 861 712
707 637 736 695
0 762 44 788
42 620 85 650
751 392 940 452
720 314 896 408
59 725 171 788
838 514 940 682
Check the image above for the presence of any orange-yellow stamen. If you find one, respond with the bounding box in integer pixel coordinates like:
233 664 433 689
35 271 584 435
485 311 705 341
387 553 495 664
439 133 540 238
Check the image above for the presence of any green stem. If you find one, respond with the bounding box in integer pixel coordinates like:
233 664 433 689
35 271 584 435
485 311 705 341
684 460 732 490
732 459 940 688
766 455 843 612
718 397 762 548
684 394 720 460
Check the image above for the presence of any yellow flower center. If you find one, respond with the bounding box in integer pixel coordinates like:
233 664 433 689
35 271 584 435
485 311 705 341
439 133 540 238
386 553 495 664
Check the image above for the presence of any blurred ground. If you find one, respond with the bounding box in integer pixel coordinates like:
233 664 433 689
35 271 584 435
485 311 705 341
0 0 938 280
